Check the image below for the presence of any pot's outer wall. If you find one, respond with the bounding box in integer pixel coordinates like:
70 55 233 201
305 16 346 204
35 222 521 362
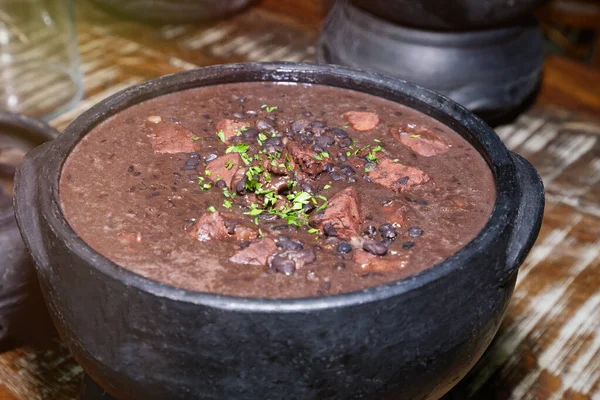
352 0 548 30
14 63 543 400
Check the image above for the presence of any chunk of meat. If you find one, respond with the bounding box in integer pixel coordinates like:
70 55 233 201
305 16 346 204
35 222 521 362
216 119 251 144
189 212 258 242
391 125 450 157
313 187 362 239
229 238 277 266
146 120 200 154
367 158 431 192
285 142 326 176
353 250 409 272
206 153 246 190
343 111 380 132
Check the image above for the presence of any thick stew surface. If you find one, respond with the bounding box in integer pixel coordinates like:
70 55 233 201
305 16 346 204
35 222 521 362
59 82 495 298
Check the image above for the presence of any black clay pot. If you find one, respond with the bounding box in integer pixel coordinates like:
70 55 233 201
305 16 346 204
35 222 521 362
0 112 58 351
351 0 548 30
14 63 544 400
319 3 545 116
91 0 256 23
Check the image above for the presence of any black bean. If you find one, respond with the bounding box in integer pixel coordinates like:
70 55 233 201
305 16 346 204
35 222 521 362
323 222 338 237
339 165 355 176
335 261 346 270
336 242 353 254
382 239 394 248
263 137 283 147
277 239 304 251
246 110 257 116
236 177 247 195
379 223 397 240
346 176 357 183
363 240 388 256
329 172 343 181
300 183 314 193
402 241 415 249
323 163 334 172
239 241 251 249
303 203 316 213
203 114 210 119
338 154 347 162
242 128 259 139
330 128 348 138
338 137 353 148
312 144 324 153
205 153 218 163
215 179 227 189
258 213 277 221
224 220 237 235
397 176 409 185
272 224 299 231
238 96 247 103
271 256 296 276
232 112 245 119
303 111 313 117
311 121 326 128
364 225 377 236
256 119 273 131
291 120 309 133
408 227 424 238
316 135 335 147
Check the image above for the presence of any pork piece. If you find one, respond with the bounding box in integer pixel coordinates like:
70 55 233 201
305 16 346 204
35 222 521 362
216 119 251 144
312 187 362 239
391 125 450 157
229 238 277 266
206 153 246 190
146 119 200 154
343 111 380 132
189 212 258 242
353 250 409 272
285 142 326 176
367 158 431 192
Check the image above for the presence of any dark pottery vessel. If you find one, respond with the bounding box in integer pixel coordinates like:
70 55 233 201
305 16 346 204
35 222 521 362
14 63 544 400
319 3 545 115
91 0 256 23
351 0 548 30
0 112 58 351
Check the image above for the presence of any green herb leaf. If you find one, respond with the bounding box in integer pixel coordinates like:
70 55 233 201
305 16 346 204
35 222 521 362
245 208 264 216
223 200 233 209
323 184 332 190
320 151 330 159
224 161 234 170
409 134 421 139
261 104 278 113
217 130 226 143
307 228 319 234
192 136 200 141
205 170 212 176
225 143 249 154
207 206 216 213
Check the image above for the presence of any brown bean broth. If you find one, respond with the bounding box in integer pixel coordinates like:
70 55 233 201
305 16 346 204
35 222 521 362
59 82 495 298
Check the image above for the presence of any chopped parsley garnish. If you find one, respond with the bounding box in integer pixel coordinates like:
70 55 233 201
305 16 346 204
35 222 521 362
240 126 249 132
223 200 233 209
392 158 400 163
225 161 234 169
346 151 351 157
320 151 330 159
192 136 200 141
373 138 381 143
207 206 216 213
225 143 252 165
323 184 332 190
366 145 383 163
257 132 268 145
245 203 264 216
261 104 278 113
307 228 319 235
217 130 226 143
409 134 421 139
204 170 212 176
197 176 212 190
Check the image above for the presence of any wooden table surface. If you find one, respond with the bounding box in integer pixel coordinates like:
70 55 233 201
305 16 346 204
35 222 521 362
1 1 599 399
